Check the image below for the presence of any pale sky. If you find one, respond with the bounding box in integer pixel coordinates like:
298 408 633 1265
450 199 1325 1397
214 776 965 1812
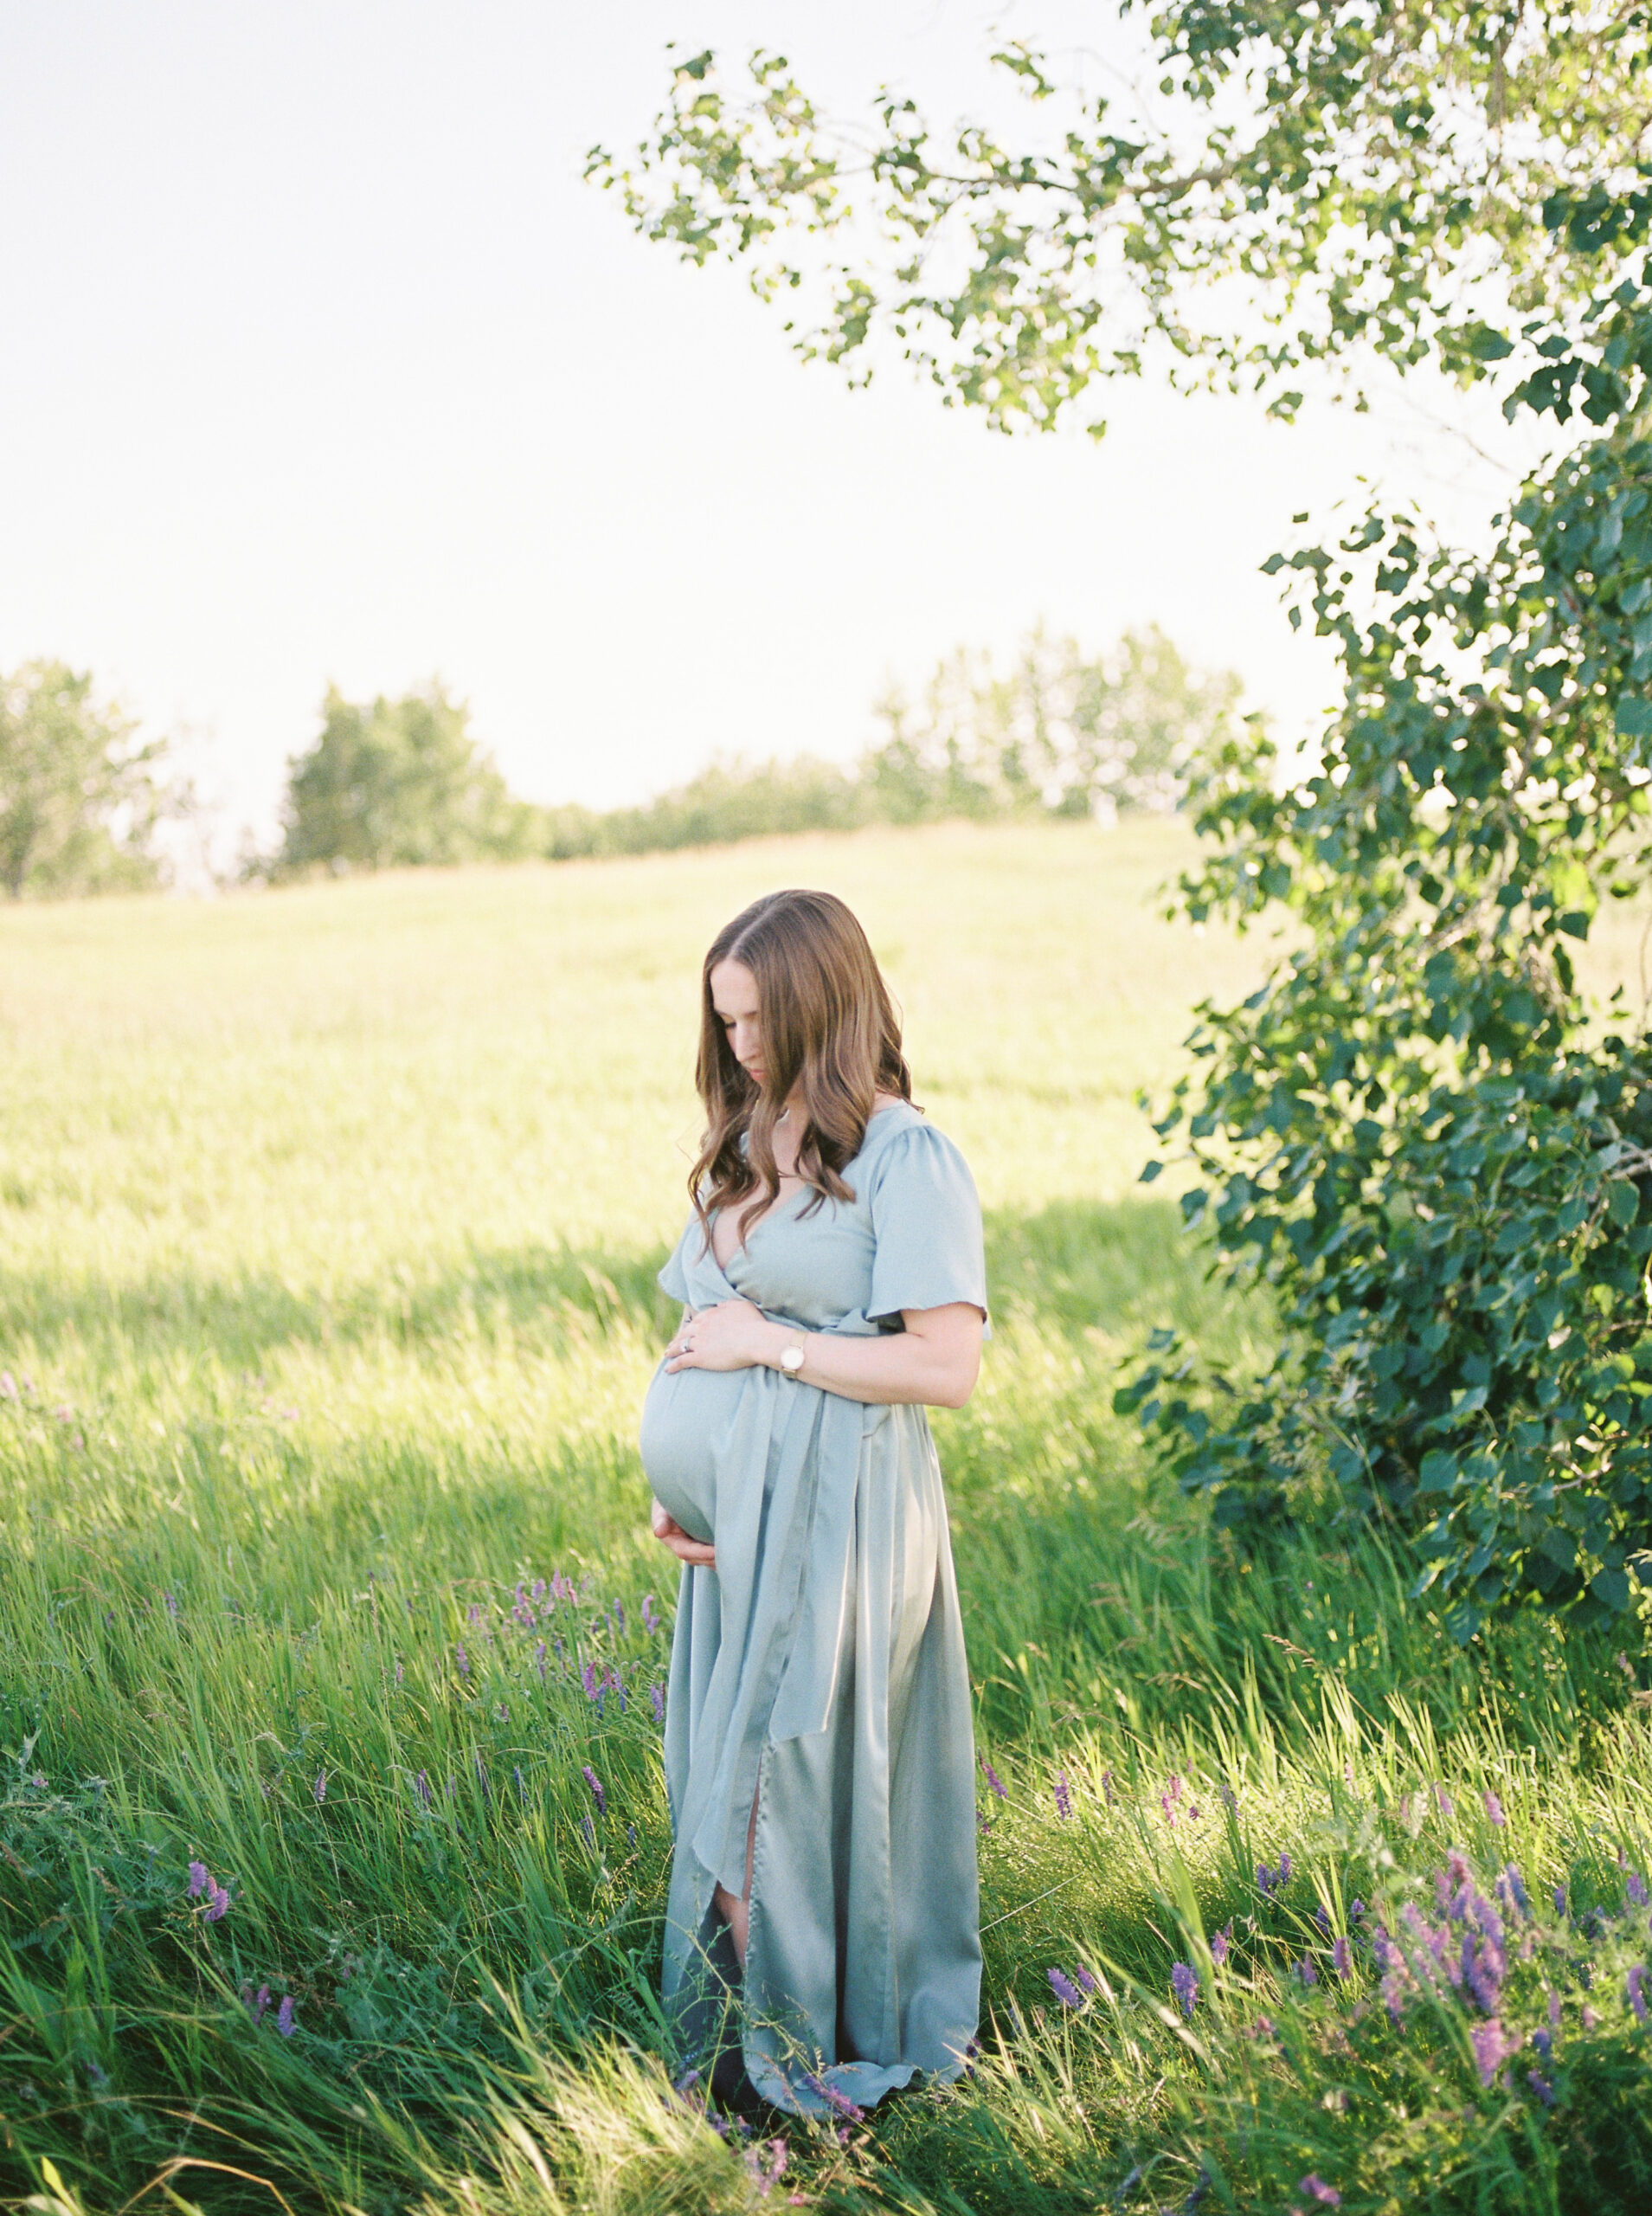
1 2 1549 856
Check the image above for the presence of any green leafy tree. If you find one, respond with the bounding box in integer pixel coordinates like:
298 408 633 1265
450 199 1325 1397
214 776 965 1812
0 661 170 900
589 7 1651 430
1123 187 1652 1635
869 625 1245 821
269 682 540 878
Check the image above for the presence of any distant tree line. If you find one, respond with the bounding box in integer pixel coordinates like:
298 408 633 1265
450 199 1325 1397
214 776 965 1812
260 625 1244 879
0 628 1244 898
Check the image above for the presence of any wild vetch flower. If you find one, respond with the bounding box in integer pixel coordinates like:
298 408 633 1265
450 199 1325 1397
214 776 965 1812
1170 1962 1199 2016
642 1593 662 1633
627 1822 637 1847
275 1995 296 2038
1299 2180 1340 2207
581 1659 599 1701
1470 2019 1515 2086
1314 1904 1331 1936
394 1658 404 1685
1053 1772 1073 1820
312 1769 326 1806
1257 1852 1292 1897
1074 1963 1098 1994
514 1765 527 1803
1496 1864 1531 1921
1295 1955 1319 1987
164 1592 180 1620
474 1752 491 1803
1629 1965 1649 2025
1527 2068 1556 2106
243 1982 271 2024
1483 1789 1507 1827
1628 1871 1649 1910
1435 1784 1456 1820
1553 1883 1568 1916
1445 1849 1472 1896
1048 1968 1083 2007
1333 1936 1353 1977
581 1812 595 1847
650 1684 665 1723
1102 1769 1116 1806
612 1600 626 1633
1211 1923 1231 1967
206 1884 230 1922
582 1764 605 1814
414 1769 432 1808
454 1644 470 1678
1530 2025 1552 2062
803 2075 865 2122
981 1756 1007 1800
187 1860 210 1898
742 2138 787 2195
534 1639 547 1683
1350 1897 1366 1923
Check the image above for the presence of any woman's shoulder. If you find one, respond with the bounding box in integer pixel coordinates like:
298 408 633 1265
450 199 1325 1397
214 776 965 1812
858 1099 974 1186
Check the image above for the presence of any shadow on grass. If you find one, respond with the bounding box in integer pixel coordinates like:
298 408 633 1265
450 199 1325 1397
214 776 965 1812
0 1195 1233 1367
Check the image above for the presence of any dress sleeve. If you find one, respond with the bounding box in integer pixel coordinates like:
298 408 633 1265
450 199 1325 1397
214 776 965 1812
866 1122 989 1329
657 1217 699 1305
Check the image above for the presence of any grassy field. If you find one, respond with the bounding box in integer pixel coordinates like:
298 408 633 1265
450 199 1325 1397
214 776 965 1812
2 818 1650 2216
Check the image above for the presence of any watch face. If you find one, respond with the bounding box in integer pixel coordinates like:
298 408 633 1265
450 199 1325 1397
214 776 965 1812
781 1347 804 1372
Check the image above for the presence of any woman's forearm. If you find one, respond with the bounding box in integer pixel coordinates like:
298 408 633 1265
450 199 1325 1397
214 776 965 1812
759 1311 981 1408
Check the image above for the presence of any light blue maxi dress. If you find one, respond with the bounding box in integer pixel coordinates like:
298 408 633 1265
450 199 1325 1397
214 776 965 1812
640 1101 987 2116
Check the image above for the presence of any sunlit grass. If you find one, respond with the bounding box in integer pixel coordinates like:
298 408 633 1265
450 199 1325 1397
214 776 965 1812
1 821 1649 2214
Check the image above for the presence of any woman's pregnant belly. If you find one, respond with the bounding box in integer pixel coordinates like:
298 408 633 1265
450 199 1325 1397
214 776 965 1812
639 1362 746 1545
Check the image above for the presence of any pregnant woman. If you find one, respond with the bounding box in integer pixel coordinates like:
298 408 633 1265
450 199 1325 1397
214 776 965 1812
640 887 987 2117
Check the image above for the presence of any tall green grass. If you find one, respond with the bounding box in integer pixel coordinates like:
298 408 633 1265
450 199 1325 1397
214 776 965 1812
1 822 1649 2214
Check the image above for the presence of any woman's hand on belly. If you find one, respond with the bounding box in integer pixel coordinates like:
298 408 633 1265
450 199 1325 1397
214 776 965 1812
664 1298 787 1374
651 1495 717 1568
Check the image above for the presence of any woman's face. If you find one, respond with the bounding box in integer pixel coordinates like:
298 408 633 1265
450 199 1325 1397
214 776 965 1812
710 957 766 1088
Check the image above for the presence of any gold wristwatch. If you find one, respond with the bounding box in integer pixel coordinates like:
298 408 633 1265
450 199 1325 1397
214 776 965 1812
779 1332 807 1376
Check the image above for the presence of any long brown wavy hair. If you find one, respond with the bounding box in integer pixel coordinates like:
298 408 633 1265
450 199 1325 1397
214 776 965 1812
691 888 913 1239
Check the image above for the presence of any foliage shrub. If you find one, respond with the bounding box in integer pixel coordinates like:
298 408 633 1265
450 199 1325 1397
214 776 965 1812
1125 187 1652 1639
0 661 175 900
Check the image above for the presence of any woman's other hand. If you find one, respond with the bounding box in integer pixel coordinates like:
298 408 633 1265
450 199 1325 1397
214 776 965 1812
651 1495 716 1567
664 1298 780 1374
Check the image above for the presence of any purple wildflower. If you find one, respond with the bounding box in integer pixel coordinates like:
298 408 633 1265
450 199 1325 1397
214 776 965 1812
414 1768 432 1807
611 1600 626 1633
650 1683 665 1723
1170 1962 1199 2017
1073 1963 1098 1994
1530 2025 1552 2062
1628 1871 1649 1910
246 1982 271 2023
581 1659 599 1701
206 1884 230 1922
1333 1935 1353 1978
454 1644 470 1678
981 1757 1007 1800
1436 1784 1456 1821
275 1995 296 2038
1211 1923 1231 1967
1548 1988 1562 2028
581 1811 595 1846
1299 2180 1341 2207
1295 1955 1319 1987
642 1593 662 1633
1553 1883 1568 1916
582 1764 605 1814
1048 1968 1083 2007
1527 2068 1556 2106
743 2138 788 2195
187 1860 210 1898
514 1765 527 1803
1350 1897 1366 1922
1629 1965 1649 2026
474 1751 491 1803
1257 1852 1292 1897
1483 1788 1507 1827
1102 1769 1115 1806
533 1639 547 1682
1496 1864 1531 1921
1053 1772 1073 1820
1471 2018 1514 2086
312 1769 326 1806
394 1658 404 1685
802 2075 865 2123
